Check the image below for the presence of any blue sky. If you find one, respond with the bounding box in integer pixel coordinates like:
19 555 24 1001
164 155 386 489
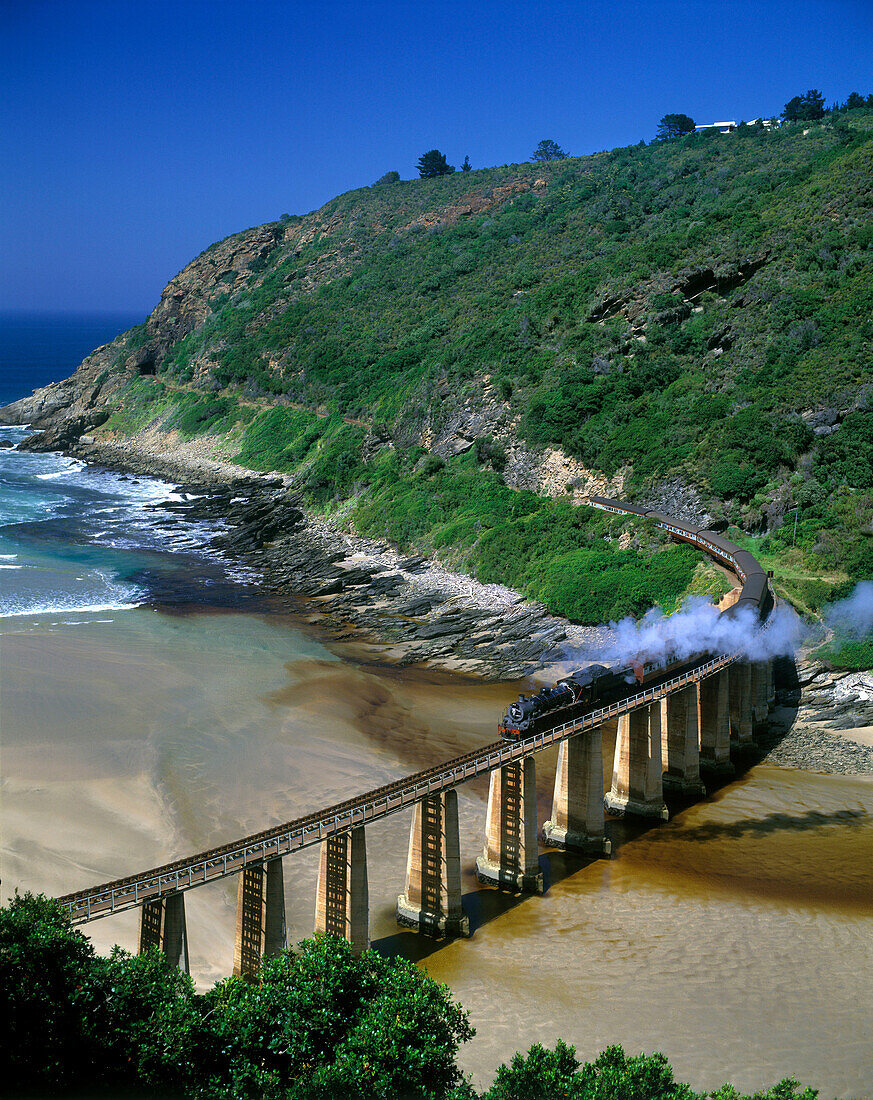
3 0 871 313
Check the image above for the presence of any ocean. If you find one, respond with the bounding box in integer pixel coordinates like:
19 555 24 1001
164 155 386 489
0 310 144 407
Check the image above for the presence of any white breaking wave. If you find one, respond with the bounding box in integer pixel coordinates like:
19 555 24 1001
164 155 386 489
34 458 86 479
0 600 140 620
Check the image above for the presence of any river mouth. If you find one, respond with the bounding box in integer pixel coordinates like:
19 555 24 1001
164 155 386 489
3 443 873 1096
6 602 873 1095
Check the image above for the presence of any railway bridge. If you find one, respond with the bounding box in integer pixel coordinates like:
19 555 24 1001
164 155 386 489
55 499 777 979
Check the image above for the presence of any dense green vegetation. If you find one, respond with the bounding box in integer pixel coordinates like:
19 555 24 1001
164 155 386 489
233 404 706 621
814 636 873 670
2 893 472 1099
0 895 829 1099
98 105 873 633
100 387 708 622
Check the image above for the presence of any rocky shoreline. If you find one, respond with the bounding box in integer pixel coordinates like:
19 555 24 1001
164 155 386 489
756 663 873 776
65 431 604 683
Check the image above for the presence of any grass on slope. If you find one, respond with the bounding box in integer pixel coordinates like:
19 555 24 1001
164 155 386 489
230 403 704 621
98 385 846 626
178 399 703 623
813 637 873 670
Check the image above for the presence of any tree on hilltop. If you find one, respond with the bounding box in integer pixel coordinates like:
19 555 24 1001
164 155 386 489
655 113 696 140
844 91 866 110
532 138 568 161
782 89 826 121
374 170 400 186
461 155 472 171
417 149 455 178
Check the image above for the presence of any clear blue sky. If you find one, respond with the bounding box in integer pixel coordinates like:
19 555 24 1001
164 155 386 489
3 0 871 313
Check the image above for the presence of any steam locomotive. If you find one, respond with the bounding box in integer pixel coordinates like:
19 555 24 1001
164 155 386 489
497 495 773 742
498 662 646 740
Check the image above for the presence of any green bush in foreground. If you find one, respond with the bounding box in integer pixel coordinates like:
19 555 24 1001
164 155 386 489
1 893 473 1099
482 1040 821 1100
1 895 836 1099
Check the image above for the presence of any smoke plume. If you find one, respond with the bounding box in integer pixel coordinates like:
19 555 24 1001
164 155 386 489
558 596 806 672
823 581 873 640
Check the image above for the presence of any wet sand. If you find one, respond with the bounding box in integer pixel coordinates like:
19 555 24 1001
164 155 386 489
3 606 873 1096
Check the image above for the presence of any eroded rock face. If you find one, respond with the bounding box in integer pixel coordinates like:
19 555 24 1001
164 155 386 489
1 337 123 443
633 480 713 527
415 384 626 502
148 223 285 354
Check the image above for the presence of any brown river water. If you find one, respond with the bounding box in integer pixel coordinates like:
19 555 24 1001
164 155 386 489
2 606 872 1097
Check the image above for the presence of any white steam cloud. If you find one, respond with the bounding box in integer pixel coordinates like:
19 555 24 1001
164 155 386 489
559 595 805 672
824 581 873 640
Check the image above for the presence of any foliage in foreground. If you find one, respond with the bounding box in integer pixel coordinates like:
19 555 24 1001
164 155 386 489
1 893 472 1099
1 895 836 1100
483 1040 821 1100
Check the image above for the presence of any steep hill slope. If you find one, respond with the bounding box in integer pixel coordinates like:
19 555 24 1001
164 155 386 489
6 110 873 626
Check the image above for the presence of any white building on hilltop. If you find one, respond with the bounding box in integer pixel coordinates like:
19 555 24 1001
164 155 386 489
694 120 737 133
694 118 779 134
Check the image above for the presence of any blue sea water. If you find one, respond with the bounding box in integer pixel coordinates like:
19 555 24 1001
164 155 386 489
0 310 144 407
0 313 256 623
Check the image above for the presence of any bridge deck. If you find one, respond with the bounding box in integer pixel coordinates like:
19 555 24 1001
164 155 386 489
58 652 736 924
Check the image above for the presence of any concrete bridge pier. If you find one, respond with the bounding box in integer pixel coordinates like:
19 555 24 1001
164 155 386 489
138 892 189 973
233 858 287 980
751 661 770 726
605 704 669 820
476 758 544 893
397 789 469 937
314 828 369 955
662 687 706 797
767 658 776 705
542 730 611 855
729 661 755 746
698 670 735 776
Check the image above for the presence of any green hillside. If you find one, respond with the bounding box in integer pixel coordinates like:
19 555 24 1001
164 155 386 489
78 109 873 626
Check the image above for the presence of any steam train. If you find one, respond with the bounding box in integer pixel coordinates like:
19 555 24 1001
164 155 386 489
498 657 688 739
497 497 773 742
499 662 642 739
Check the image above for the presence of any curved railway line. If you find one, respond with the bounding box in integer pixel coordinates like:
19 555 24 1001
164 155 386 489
57 497 774 925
